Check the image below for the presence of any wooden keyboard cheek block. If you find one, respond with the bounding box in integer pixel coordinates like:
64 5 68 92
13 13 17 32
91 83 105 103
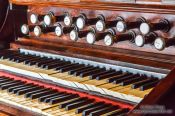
0 70 133 110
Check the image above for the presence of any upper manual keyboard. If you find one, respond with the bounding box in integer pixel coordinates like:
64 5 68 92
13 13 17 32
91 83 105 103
0 49 163 103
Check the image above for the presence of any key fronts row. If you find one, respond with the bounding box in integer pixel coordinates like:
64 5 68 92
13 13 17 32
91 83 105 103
21 23 175 51
30 12 171 34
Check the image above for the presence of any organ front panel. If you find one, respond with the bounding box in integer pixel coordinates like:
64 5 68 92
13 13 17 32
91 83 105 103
0 0 175 115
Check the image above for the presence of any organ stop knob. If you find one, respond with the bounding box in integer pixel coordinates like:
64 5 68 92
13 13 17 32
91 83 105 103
70 26 90 41
76 13 100 30
135 32 158 47
30 13 44 24
104 29 136 46
95 15 119 32
21 24 34 35
64 12 78 27
103 29 116 46
55 23 75 37
140 19 170 35
86 27 110 44
34 25 55 37
116 17 146 33
44 11 65 26
154 37 175 50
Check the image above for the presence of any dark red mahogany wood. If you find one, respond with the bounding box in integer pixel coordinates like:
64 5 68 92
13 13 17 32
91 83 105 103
10 38 175 70
129 67 175 116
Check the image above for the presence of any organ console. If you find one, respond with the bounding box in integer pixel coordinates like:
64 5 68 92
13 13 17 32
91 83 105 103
1 0 175 115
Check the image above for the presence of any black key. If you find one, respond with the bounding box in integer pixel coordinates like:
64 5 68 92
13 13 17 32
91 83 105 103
96 71 122 80
113 74 137 84
140 80 159 91
27 57 50 66
59 64 85 73
44 93 68 103
1 81 25 90
0 78 13 83
80 68 106 77
40 58 62 65
7 83 33 92
82 104 110 116
107 73 131 83
131 78 158 89
68 65 91 75
0 76 9 80
16 86 43 95
107 108 129 116
89 70 115 79
0 76 13 80
89 106 119 116
44 61 71 69
74 67 97 76
9 55 26 62
25 88 50 98
0 80 20 87
59 97 88 108
120 76 147 86
38 92 64 102
36 59 56 67
76 102 104 114
30 90 56 99
55 63 75 71
24 56 47 64
14 55 37 63
9 55 31 62
12 84 36 94
49 94 79 104
24 57 44 64
66 99 94 110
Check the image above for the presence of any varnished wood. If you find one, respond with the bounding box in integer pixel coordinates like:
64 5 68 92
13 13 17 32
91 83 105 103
10 38 174 70
0 102 35 116
24 6 175 55
129 67 175 115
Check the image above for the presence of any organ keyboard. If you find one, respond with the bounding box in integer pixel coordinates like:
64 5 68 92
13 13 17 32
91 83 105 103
1 0 175 115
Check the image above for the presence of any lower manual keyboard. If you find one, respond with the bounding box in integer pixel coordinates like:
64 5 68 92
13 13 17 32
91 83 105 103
0 49 165 103
0 76 131 116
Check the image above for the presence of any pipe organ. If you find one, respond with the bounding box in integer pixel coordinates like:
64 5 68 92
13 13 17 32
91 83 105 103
0 0 175 115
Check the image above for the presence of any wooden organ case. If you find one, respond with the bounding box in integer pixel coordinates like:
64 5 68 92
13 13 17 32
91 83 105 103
0 0 175 115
